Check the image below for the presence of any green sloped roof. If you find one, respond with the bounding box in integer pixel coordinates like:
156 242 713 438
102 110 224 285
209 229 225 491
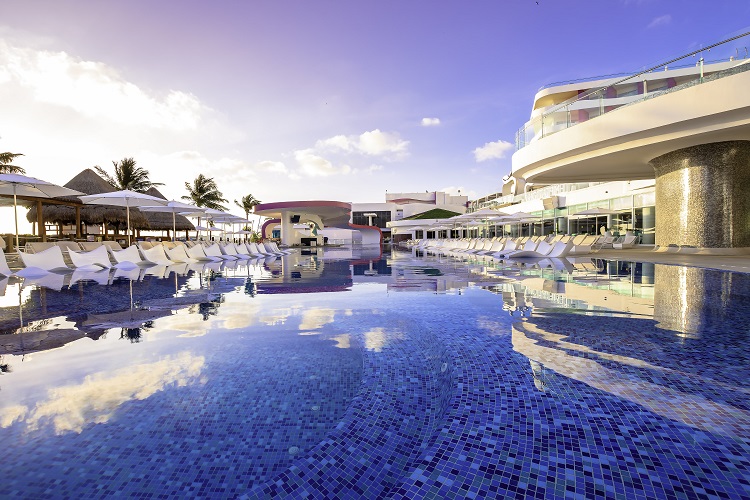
402 208 461 220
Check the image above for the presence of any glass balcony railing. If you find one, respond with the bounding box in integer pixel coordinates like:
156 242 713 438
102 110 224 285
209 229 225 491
515 30 750 151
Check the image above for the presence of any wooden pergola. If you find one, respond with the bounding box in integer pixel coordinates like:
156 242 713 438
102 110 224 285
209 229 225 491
1 194 83 247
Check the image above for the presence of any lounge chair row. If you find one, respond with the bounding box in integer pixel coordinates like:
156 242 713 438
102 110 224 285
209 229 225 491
410 231 642 259
411 234 601 260
0 240 293 277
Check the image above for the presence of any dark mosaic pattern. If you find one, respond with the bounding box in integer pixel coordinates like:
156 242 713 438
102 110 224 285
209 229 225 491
0 252 748 499
651 140 750 248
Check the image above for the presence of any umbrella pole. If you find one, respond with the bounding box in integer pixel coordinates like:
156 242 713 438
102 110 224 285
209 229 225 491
126 200 132 247
13 185 19 251
172 212 176 242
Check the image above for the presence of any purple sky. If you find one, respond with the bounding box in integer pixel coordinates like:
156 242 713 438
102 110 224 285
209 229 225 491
1 0 748 230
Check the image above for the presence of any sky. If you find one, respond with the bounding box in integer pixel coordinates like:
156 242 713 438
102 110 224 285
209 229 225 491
1 0 749 232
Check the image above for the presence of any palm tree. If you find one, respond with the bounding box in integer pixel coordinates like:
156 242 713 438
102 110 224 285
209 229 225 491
182 174 228 211
234 193 261 231
0 152 25 174
95 157 163 192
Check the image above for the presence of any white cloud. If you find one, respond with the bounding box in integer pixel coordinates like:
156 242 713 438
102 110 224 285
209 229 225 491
0 352 204 434
421 117 441 127
315 129 409 159
254 160 288 174
647 15 672 28
0 40 208 131
473 139 513 162
315 135 353 152
294 148 352 177
358 129 409 157
288 129 405 179
299 308 336 331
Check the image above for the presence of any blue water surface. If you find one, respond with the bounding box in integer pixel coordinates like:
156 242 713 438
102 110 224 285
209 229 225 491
0 248 747 499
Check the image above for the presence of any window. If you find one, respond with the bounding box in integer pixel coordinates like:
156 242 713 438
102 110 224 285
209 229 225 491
352 211 392 228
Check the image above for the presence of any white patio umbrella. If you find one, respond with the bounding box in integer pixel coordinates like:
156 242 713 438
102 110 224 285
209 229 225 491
139 201 204 242
80 190 168 246
0 173 84 251
180 208 233 240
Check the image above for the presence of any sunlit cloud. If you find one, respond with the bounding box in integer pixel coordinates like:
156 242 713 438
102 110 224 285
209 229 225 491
363 327 404 352
299 308 336 330
294 148 352 177
647 15 672 28
315 129 409 159
421 117 441 127
473 139 513 162
0 352 204 434
0 40 207 131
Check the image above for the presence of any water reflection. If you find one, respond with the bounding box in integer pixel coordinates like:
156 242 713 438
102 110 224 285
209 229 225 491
0 351 205 434
512 314 749 438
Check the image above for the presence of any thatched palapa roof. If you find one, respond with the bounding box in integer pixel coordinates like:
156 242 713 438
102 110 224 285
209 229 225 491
26 168 145 229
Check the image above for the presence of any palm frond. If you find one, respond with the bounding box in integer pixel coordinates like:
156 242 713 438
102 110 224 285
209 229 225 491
0 152 26 174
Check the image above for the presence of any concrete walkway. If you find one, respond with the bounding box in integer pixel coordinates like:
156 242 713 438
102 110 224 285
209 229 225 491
589 247 750 274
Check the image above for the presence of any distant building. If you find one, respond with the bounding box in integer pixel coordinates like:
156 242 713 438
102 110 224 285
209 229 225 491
351 191 467 242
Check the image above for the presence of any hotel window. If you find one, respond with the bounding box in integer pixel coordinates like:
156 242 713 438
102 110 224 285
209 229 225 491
352 211 392 228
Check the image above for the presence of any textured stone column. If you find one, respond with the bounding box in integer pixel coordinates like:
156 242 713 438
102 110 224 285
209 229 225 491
653 264 740 338
650 141 750 248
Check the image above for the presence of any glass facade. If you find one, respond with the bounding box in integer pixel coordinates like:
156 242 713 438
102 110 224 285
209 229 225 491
352 211 392 228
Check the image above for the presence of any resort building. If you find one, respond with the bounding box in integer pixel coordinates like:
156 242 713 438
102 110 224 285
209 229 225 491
473 47 750 251
351 191 467 239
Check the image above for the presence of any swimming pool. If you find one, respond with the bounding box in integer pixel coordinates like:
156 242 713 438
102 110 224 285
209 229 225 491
0 249 747 498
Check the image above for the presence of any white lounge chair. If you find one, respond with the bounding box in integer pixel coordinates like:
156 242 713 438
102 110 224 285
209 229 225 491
508 239 575 259
0 248 13 277
79 241 105 251
269 241 293 254
185 244 221 262
165 245 199 263
55 241 83 253
140 245 176 266
18 246 71 273
495 238 539 260
203 243 234 260
68 245 114 270
219 243 242 259
260 242 284 256
111 245 150 268
568 235 599 255
247 242 272 256
25 242 56 254
102 241 124 252
612 234 638 250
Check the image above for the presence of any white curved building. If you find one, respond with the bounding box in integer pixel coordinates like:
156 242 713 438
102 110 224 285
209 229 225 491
489 41 750 251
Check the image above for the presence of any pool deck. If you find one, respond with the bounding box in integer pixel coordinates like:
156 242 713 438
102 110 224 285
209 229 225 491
588 247 750 273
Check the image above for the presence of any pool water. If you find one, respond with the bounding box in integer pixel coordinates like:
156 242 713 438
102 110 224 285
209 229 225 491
0 248 748 498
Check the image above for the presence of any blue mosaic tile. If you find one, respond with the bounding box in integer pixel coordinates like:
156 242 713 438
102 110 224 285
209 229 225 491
0 250 747 499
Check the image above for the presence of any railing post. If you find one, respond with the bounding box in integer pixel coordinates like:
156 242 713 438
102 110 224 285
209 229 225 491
540 114 545 138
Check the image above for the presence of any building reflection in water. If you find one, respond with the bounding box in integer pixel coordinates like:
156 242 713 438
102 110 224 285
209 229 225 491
508 263 749 438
